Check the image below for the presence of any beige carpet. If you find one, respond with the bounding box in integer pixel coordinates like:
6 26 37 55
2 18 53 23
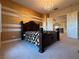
0 39 79 59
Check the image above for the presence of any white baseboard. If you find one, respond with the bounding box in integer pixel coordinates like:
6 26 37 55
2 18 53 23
67 37 78 40
2 38 21 44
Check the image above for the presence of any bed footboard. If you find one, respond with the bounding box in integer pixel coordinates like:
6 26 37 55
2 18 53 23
39 28 44 53
20 21 60 53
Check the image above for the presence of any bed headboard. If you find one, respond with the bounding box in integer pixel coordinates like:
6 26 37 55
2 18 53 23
21 21 39 31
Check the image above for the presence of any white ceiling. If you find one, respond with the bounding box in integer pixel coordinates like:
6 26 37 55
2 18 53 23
13 0 79 14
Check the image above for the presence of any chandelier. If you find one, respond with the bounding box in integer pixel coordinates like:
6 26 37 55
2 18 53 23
39 0 54 11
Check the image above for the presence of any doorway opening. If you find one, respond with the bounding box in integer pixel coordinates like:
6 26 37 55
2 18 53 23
53 15 67 40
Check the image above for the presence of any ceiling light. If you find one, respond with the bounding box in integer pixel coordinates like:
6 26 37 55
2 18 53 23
39 0 53 11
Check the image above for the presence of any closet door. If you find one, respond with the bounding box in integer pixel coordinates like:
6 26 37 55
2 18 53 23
0 3 2 47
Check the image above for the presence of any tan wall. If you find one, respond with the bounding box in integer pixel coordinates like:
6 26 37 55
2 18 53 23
1 0 43 41
2 32 20 41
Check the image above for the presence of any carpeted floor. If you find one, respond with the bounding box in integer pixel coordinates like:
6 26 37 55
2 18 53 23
1 39 79 59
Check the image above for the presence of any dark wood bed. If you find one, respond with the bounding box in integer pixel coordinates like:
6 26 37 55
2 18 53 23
20 21 60 53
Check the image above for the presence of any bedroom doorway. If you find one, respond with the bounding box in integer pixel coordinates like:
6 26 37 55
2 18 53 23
53 15 67 40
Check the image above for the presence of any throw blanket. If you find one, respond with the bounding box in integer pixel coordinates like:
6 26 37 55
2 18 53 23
25 31 40 45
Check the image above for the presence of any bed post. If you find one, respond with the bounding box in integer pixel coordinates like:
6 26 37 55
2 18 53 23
56 28 60 41
20 21 24 40
39 28 44 53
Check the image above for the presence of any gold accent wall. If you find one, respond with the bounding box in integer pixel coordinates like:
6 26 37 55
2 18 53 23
1 0 43 41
